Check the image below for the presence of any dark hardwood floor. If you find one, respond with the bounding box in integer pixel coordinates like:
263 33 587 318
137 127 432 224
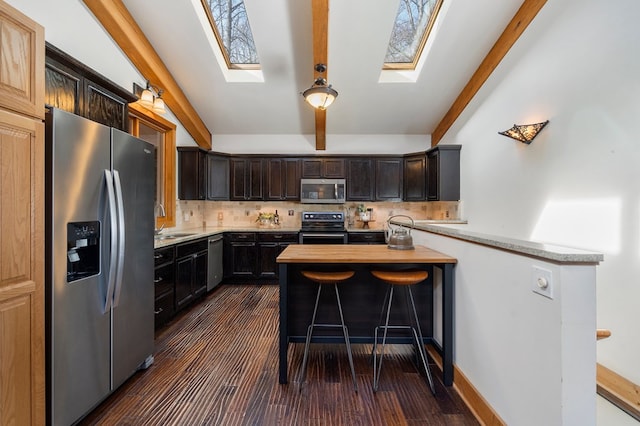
81 284 479 425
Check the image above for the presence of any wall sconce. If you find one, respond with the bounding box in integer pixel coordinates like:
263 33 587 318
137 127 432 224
301 64 338 110
499 120 549 144
133 81 166 114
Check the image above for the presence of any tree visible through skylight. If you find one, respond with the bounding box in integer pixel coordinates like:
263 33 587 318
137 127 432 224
203 0 259 66
384 0 442 67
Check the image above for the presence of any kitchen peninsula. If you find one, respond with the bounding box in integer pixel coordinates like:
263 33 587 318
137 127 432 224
276 244 457 386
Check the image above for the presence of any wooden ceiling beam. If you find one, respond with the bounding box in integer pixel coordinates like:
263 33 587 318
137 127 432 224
312 0 329 150
83 0 212 150
431 0 547 146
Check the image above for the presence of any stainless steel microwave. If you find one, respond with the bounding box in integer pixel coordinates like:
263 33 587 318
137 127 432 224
300 178 346 204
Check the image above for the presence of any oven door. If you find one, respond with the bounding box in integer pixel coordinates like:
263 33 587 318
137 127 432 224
299 232 348 244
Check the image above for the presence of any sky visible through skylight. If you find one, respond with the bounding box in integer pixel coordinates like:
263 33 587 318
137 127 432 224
205 0 259 65
385 0 441 65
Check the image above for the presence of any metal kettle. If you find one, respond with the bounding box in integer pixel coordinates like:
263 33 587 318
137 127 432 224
385 215 415 250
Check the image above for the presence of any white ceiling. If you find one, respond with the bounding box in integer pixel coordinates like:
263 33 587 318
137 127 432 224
122 0 525 137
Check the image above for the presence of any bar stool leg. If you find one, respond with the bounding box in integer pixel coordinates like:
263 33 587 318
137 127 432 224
334 284 358 392
299 283 323 390
373 285 395 392
407 286 436 395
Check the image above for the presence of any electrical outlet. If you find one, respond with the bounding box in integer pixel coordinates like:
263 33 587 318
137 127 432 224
288 210 294 216
531 266 553 299
217 212 223 220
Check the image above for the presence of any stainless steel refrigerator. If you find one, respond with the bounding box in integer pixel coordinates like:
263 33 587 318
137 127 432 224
45 108 155 425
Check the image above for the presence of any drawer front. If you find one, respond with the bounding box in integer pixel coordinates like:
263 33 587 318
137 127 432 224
176 238 208 258
154 246 175 267
154 291 175 330
225 232 257 242
154 263 174 296
258 232 298 243
348 232 385 244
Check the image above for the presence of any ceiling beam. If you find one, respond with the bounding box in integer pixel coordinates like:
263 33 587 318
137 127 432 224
312 0 329 150
431 0 547 146
83 0 212 150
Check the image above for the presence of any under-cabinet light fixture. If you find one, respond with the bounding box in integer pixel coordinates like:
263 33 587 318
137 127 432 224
499 120 549 144
301 64 338 110
133 81 166 114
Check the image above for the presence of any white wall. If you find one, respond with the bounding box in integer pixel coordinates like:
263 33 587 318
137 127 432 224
6 0 199 148
208 133 431 154
439 0 640 386
413 229 597 425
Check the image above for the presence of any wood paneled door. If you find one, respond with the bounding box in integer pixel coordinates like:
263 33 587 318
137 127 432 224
0 3 45 425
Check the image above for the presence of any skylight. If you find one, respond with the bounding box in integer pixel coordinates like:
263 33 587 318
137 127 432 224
384 0 443 70
201 0 260 69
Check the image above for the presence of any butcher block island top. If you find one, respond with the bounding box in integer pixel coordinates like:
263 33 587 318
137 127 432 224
276 244 458 264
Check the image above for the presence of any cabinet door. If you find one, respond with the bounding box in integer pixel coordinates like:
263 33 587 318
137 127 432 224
404 154 426 201
178 148 206 200
0 3 44 120
229 242 258 278
301 158 322 178
375 158 403 201
175 256 194 310
283 158 301 199
193 251 208 297
247 159 264 200
230 158 247 200
346 158 374 201
265 158 284 200
258 242 280 279
0 108 44 426
323 158 345 178
207 154 229 200
427 146 461 201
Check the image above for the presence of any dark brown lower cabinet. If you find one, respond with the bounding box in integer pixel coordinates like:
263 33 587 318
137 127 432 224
258 233 298 279
175 238 208 311
224 232 298 281
154 246 175 329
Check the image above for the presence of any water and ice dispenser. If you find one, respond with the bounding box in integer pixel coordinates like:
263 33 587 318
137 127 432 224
67 221 100 282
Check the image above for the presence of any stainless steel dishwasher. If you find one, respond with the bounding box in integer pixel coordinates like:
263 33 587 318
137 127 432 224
207 235 223 291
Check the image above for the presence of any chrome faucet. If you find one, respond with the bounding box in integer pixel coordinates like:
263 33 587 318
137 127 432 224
154 203 166 235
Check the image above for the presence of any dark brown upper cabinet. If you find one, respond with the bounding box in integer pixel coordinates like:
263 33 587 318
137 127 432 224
45 43 135 131
178 147 207 200
301 158 345 178
346 158 374 201
403 153 426 201
207 154 230 200
375 158 403 201
427 145 461 201
230 158 264 201
265 158 301 200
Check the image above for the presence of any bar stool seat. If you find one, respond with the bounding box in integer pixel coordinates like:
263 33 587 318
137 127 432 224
371 269 435 394
299 269 358 392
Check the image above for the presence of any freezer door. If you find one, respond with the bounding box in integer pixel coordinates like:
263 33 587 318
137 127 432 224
47 109 112 426
110 128 155 388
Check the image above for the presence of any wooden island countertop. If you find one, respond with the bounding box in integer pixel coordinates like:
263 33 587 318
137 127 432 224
276 244 458 264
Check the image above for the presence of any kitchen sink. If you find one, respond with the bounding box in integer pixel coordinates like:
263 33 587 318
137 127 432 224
154 232 196 240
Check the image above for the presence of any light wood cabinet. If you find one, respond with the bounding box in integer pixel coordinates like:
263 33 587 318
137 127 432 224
0 3 45 425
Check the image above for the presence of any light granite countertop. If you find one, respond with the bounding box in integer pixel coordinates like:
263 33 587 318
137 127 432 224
398 220 604 264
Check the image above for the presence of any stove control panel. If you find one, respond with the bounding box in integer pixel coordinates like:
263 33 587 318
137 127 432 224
302 211 344 222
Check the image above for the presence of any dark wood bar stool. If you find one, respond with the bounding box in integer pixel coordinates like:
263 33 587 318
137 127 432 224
371 269 435 394
299 270 358 392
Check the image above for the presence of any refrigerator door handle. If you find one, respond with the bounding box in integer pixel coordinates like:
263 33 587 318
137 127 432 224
104 169 118 313
112 169 126 308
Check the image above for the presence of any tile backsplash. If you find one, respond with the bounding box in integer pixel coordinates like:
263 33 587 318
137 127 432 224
173 199 461 231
